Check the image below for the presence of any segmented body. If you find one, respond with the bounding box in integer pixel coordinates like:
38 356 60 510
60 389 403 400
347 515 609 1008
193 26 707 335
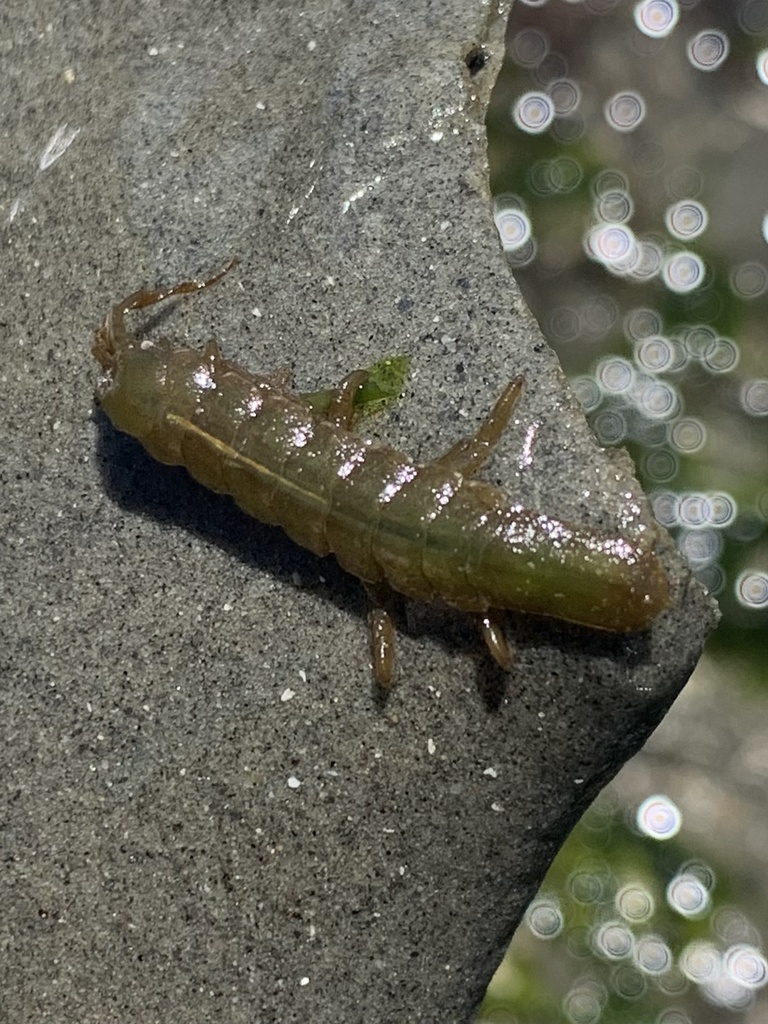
93 264 670 684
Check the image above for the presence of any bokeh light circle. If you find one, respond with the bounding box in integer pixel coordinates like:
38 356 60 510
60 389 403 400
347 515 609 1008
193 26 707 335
526 897 565 939
593 168 630 196
723 945 768 989
596 356 634 393
707 493 737 526
655 967 690 998
661 251 706 293
604 91 646 131
644 449 678 482
583 295 619 337
679 940 721 983
610 964 647 999
568 869 605 904
714 907 760 946
594 921 635 960
652 491 679 527
616 884 655 923
549 78 581 115
635 335 674 372
740 1 768 35
624 307 663 341
631 239 665 280
730 261 768 298
633 935 673 975
596 189 634 223
677 493 710 527
494 207 533 252
550 306 581 342
552 156 584 191
637 380 679 419
741 378 768 415
512 91 556 133
634 0 679 38
594 409 627 444
698 563 726 596
669 417 706 453
668 165 703 199
533 50 569 87
665 200 708 240
735 571 768 609
666 873 711 918
509 27 550 68
678 527 722 567
656 1007 691 1023
572 376 603 411
587 223 639 274
687 30 730 71
636 795 681 839
683 324 717 361
561 980 608 1024
633 417 668 446
702 336 739 373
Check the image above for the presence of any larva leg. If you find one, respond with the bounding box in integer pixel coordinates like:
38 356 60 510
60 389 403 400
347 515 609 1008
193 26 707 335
363 580 397 688
434 376 524 477
266 366 294 391
479 610 515 671
120 258 239 316
369 608 396 688
325 370 371 428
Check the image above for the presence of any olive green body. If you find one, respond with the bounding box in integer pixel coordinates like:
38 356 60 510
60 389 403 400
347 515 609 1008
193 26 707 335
95 335 669 631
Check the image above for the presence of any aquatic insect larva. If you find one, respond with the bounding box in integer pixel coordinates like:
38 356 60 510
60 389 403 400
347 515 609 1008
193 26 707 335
93 263 670 687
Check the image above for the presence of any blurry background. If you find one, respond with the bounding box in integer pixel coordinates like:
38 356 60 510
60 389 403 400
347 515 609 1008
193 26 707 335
480 1 768 1020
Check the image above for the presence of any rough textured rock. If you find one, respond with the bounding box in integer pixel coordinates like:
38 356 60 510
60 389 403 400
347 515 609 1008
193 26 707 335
0 1 718 1022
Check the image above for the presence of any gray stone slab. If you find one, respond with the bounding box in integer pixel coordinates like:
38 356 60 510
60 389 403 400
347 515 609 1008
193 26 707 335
0 1 718 1022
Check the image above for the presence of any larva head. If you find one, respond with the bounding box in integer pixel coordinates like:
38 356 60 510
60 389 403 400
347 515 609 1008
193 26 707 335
93 330 172 446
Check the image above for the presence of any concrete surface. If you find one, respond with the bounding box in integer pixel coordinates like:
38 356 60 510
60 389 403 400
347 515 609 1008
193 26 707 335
0 1 718 1022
